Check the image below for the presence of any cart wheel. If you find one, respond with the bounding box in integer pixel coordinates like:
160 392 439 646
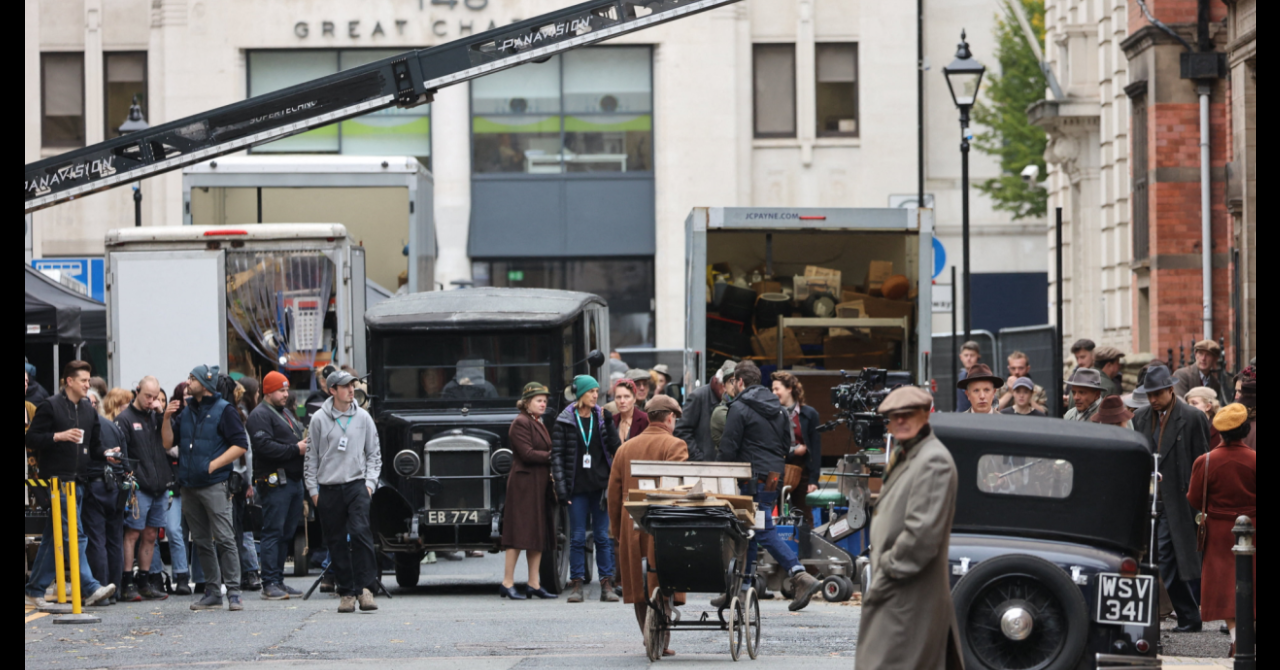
821 575 846 603
728 595 744 661
744 588 761 659
645 587 668 662
834 575 855 602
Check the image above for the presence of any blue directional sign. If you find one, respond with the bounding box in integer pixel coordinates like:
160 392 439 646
32 257 105 302
932 236 947 279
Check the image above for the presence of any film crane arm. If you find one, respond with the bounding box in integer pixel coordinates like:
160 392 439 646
24 0 740 214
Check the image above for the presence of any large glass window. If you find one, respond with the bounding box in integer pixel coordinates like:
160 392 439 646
753 44 795 138
247 50 430 166
977 454 1074 499
382 333 553 402
104 52 147 139
42 52 85 148
816 43 858 137
472 47 652 174
472 258 654 347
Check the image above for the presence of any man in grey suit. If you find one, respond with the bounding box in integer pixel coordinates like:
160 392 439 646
1131 364 1210 632
856 386 962 670
673 360 736 461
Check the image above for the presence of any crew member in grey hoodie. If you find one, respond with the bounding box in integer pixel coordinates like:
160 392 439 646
304 369 382 614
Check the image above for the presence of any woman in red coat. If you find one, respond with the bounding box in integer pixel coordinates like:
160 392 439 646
1187 402 1256 656
499 382 558 599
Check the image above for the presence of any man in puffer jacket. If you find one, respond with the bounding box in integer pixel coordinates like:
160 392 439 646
304 369 382 614
716 361 822 611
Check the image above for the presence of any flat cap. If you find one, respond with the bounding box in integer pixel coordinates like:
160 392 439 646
624 368 652 383
1093 345 1124 363
876 386 934 414
1212 402 1248 432
645 394 683 418
1194 339 1221 354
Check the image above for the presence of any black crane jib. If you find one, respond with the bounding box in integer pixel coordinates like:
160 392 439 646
24 0 740 213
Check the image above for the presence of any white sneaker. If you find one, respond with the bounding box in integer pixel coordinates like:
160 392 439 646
84 583 116 606
26 594 48 608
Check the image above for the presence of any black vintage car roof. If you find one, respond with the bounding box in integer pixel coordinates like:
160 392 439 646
929 413 1154 556
365 287 606 332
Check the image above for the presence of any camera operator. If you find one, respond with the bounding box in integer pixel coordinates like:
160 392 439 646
116 376 174 601
248 371 307 600
305 369 382 614
716 360 822 612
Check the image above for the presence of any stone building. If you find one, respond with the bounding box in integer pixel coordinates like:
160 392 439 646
26 0 1045 354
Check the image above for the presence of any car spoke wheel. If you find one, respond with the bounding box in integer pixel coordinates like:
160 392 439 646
952 554 1089 670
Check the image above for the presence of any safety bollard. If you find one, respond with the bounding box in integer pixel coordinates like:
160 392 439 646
1232 515 1255 670
37 477 73 614
53 481 101 624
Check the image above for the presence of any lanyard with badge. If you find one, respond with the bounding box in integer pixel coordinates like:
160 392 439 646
576 411 594 468
335 414 353 452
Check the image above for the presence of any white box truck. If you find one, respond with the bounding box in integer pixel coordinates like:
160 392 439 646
104 224 367 393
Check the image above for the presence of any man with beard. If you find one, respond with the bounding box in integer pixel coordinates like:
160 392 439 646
247 371 307 600
115 376 174 601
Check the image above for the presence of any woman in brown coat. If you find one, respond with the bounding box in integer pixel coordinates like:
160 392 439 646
1188 402 1256 656
499 382 558 599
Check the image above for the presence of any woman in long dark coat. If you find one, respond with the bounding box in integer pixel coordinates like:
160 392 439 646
499 382 558 599
1188 402 1256 656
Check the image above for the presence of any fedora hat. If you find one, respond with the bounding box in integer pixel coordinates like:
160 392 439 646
1136 364 1175 393
1066 367 1104 391
957 364 1003 390
1090 396 1134 426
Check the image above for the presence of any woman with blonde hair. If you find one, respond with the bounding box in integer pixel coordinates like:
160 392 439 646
499 382 557 599
1185 386 1223 449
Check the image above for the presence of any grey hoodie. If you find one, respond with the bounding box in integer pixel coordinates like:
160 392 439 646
304 397 381 496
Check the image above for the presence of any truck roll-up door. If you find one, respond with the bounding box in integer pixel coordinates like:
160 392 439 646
108 250 226 392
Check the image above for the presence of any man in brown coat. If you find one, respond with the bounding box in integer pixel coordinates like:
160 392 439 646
856 386 963 670
606 395 689 656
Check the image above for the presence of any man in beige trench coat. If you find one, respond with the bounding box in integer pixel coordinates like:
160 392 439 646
855 386 964 670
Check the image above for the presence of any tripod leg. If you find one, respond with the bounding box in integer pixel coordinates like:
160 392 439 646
303 563 330 601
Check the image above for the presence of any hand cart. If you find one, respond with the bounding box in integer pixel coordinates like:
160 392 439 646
638 505 760 662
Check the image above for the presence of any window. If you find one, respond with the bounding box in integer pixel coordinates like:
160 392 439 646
472 258 655 347
976 454 1074 499
753 44 795 138
816 43 858 137
472 47 653 174
1131 96 1149 260
381 333 553 403
42 52 85 148
104 52 147 139
247 50 430 166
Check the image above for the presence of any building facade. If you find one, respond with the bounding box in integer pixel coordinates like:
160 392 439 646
26 0 1045 352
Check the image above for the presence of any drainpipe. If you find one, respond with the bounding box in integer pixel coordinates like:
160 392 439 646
1197 84 1211 339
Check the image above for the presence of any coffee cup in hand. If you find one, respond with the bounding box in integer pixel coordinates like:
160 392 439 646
73 428 85 444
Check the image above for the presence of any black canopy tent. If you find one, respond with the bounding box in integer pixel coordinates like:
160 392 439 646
25 265 106 344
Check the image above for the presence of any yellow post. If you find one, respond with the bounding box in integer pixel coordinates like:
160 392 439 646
66 482 84 614
49 477 67 605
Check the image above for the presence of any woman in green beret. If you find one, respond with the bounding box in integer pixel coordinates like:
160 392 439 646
499 382 557 599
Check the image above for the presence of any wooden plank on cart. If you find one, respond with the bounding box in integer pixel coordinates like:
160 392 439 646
629 460 752 479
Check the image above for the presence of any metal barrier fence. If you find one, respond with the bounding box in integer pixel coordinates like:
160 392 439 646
930 330 996 413
931 325 1060 416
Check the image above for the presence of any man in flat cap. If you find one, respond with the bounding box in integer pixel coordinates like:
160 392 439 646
856 386 962 670
1092 346 1124 397
1063 367 1106 421
1173 339 1223 402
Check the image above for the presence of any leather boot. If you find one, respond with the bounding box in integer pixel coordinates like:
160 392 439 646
566 579 584 603
173 573 192 596
787 571 822 612
599 577 620 602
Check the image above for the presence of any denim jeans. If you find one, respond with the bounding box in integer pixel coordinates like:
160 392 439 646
568 489 613 581
742 488 801 582
26 483 104 598
257 478 303 585
149 492 188 576
82 480 125 592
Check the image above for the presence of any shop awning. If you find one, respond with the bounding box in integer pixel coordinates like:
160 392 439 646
25 265 107 344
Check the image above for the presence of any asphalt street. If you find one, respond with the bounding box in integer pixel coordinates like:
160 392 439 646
25 552 863 669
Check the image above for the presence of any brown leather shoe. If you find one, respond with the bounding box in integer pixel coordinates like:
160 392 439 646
787 571 822 612
599 577 620 602
566 579 584 603
337 595 356 613
357 588 378 612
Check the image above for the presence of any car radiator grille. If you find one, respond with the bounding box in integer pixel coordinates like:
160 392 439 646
428 451 487 509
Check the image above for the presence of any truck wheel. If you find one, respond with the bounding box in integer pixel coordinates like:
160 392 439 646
540 506 570 594
394 552 422 588
291 531 310 577
951 554 1088 670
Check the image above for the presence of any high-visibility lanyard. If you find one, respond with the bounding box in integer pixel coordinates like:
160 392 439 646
335 414 353 435
575 411 594 450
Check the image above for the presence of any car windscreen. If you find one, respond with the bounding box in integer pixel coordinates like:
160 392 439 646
976 454 1074 499
381 332 553 403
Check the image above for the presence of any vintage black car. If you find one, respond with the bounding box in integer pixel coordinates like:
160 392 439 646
930 414 1162 670
363 288 610 592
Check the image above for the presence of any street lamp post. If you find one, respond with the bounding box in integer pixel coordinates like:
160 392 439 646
117 95 149 227
943 30 985 342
